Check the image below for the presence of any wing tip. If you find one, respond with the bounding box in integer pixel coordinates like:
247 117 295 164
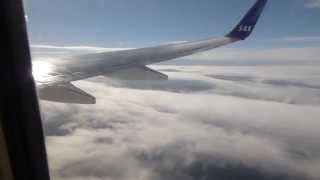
226 0 268 40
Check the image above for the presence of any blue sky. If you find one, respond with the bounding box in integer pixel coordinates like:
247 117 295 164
24 0 320 48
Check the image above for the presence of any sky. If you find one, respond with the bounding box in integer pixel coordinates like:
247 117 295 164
23 0 320 180
24 0 320 48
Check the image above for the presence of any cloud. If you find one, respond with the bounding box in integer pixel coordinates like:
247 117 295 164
29 44 320 180
304 0 320 8
272 36 320 43
185 47 320 62
42 76 320 179
39 63 320 180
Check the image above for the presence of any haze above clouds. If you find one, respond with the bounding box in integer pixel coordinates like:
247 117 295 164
31 45 320 180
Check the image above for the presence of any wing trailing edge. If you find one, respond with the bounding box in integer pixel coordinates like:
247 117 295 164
39 83 96 104
105 66 168 81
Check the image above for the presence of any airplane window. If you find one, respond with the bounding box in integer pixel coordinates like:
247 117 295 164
25 0 320 179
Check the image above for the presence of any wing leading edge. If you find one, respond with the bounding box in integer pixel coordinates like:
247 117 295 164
38 0 268 104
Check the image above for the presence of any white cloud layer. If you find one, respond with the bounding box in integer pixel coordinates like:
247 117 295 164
186 47 320 62
32 45 320 180
41 71 320 179
273 36 320 43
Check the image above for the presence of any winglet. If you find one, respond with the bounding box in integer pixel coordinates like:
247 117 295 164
226 0 268 40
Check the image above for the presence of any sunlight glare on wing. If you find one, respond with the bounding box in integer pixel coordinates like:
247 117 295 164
32 60 53 82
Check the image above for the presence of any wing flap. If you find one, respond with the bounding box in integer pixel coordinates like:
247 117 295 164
105 66 168 80
38 83 96 104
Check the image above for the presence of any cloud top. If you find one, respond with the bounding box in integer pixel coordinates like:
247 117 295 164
29 43 320 180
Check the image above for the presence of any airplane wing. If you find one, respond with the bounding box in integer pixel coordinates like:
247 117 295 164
35 0 268 104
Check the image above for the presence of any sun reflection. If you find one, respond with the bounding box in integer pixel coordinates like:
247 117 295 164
32 61 53 82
